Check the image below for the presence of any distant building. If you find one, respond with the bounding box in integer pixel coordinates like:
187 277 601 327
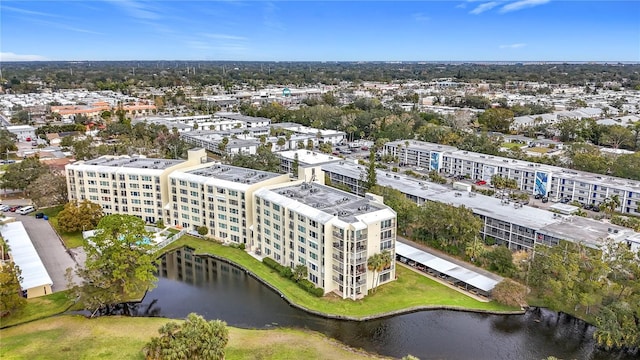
383 140 640 215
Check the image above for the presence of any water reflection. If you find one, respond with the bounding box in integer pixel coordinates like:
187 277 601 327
134 248 636 360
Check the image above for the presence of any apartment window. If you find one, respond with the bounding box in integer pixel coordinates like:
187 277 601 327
298 236 305 244
218 205 226 212
309 252 318 260
273 204 280 211
218 214 226 221
298 246 306 254
143 184 153 190
297 214 306 222
309 241 318 250
141 175 152 181
181 197 188 203
230 225 239 232
217 188 225 194
298 225 306 233
229 190 238 196
129 175 139 181
190 182 198 189
179 180 187 186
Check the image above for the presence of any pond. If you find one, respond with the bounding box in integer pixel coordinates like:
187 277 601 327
130 248 635 360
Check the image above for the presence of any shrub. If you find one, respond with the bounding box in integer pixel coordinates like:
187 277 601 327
263 257 279 270
279 266 293 279
238 243 246 250
197 226 208 236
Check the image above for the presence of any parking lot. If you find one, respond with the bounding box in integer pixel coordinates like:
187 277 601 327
3 203 84 292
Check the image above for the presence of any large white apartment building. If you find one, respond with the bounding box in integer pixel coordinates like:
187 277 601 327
66 149 208 224
384 140 640 215
166 163 290 243
253 182 396 299
65 152 397 299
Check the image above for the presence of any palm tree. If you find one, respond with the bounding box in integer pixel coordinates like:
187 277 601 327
367 254 383 293
367 251 392 292
601 195 620 218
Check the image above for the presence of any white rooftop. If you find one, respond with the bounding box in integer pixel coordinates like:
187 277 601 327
1 222 53 290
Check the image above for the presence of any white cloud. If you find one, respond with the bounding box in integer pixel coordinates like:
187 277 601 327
0 52 48 61
1 5 60 17
106 0 160 20
202 33 248 41
413 12 430 22
456 3 467 9
500 0 551 13
470 2 501 15
499 43 527 49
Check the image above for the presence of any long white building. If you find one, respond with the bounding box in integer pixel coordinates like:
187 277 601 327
65 151 397 299
384 140 640 215
319 160 640 253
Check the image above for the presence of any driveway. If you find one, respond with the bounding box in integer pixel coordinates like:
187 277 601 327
11 212 84 292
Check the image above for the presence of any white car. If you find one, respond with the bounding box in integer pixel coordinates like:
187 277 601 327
0 205 9 211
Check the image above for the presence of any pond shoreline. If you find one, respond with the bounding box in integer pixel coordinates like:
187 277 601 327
194 250 525 321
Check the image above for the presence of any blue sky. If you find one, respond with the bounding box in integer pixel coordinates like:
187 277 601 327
1 1 639 61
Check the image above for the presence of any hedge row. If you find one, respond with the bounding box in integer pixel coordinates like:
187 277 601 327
262 257 324 297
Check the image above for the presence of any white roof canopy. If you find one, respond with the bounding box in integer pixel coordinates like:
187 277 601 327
1 222 53 290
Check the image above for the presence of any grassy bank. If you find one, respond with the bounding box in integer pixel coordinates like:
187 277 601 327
0 292 74 328
161 236 516 318
0 315 388 360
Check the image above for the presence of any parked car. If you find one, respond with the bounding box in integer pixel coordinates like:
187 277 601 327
560 198 570 204
361 146 369 151
0 205 9 211
592 206 601 212
583 203 593 210
26 137 31 142
35 212 45 219
534 194 543 200
541 197 549 203
9 206 22 212
17 206 35 215
475 180 487 186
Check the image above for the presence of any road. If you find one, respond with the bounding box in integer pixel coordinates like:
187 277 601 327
7 210 84 292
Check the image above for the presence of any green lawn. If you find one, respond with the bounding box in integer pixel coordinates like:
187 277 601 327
0 316 387 360
500 142 523 150
160 236 517 318
0 292 74 329
526 147 551 154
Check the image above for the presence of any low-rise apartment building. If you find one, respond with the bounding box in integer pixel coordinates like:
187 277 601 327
384 140 640 215
320 160 640 253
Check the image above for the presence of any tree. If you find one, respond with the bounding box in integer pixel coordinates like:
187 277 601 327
367 250 391 292
143 313 229 360
26 172 68 208
1 156 48 192
197 226 208 236
276 137 286 151
0 129 18 156
601 195 621 217
365 149 377 191
367 253 383 293
491 279 528 308
71 214 158 316
601 125 634 149
292 153 299 177
0 260 26 317
57 200 104 233
10 110 30 124
477 108 514 133
217 136 229 152
293 264 308 282
483 246 517 277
